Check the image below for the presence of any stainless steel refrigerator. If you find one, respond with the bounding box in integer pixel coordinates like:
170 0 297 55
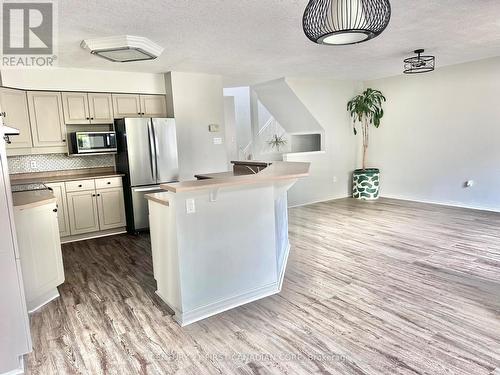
115 118 179 233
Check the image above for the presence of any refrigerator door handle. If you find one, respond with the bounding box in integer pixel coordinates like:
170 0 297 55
151 120 160 183
132 187 162 192
147 122 156 181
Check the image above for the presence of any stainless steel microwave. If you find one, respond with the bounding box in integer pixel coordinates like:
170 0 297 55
69 131 117 155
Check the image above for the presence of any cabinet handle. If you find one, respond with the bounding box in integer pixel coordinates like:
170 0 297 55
86 117 90 120
53 208 58 212
92 194 96 197
107 182 111 185
62 139 66 142
97 194 101 196
90 117 94 120
78 184 82 187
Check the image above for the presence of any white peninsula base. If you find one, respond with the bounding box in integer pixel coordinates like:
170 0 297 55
146 162 309 326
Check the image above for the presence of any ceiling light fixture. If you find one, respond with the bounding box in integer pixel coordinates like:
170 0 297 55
403 49 435 74
81 35 164 63
303 0 391 46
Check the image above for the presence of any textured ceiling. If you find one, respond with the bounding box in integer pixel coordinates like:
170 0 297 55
58 0 500 86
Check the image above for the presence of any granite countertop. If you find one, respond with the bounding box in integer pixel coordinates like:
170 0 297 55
162 161 310 193
10 171 125 185
12 189 56 210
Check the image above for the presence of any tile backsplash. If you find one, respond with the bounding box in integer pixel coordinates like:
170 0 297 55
7 153 115 174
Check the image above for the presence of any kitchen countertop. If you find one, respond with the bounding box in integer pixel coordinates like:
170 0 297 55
144 192 170 206
162 161 310 193
10 171 124 185
12 189 56 210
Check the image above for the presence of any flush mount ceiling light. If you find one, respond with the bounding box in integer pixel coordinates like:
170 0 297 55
80 35 164 62
403 49 435 74
303 0 391 46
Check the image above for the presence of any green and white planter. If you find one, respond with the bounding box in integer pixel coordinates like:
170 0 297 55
353 168 380 200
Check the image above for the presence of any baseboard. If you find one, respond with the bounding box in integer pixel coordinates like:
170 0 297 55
60 228 127 244
277 243 291 291
163 282 280 327
0 355 24 375
27 288 60 314
380 194 500 213
288 194 350 208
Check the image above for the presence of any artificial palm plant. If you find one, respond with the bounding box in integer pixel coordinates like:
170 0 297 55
347 88 386 170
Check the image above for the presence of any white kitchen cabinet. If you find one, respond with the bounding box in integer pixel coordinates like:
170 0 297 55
46 182 71 237
66 190 100 235
112 93 142 118
61 92 89 125
14 200 64 312
62 92 114 125
88 93 114 124
27 91 67 147
140 94 167 117
96 187 126 230
0 87 33 149
0 137 31 373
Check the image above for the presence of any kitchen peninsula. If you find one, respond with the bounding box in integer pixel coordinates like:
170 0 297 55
146 161 310 326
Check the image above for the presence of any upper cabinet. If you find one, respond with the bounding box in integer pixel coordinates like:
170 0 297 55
62 92 89 125
27 91 67 147
88 93 114 124
140 95 168 118
62 92 113 125
112 94 142 118
113 94 167 118
0 87 33 149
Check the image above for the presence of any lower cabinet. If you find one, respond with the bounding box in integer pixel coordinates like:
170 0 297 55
62 177 126 237
46 182 71 237
96 187 126 230
14 201 64 312
66 190 100 235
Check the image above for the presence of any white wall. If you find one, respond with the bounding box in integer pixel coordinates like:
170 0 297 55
166 72 228 180
223 87 253 152
365 58 500 211
1 67 165 93
283 78 360 206
223 96 238 165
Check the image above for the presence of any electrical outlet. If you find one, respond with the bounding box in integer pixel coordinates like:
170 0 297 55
213 137 223 145
464 180 474 188
333 176 338 183
186 198 196 214
30 161 37 170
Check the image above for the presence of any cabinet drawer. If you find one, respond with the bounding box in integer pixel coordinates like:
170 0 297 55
95 177 122 189
65 179 95 192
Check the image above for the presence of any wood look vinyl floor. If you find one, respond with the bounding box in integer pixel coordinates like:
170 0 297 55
26 198 500 375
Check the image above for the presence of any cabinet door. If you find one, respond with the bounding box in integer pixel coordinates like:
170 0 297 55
46 182 71 237
62 92 90 124
96 187 126 230
27 91 67 147
15 202 64 311
0 88 33 149
66 190 100 235
88 93 114 124
140 95 167 117
112 94 141 118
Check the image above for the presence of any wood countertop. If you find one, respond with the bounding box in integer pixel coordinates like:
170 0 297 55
12 189 56 210
161 161 310 193
144 192 170 206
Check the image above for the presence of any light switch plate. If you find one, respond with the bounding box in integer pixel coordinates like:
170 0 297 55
213 137 223 145
208 124 220 132
186 198 196 214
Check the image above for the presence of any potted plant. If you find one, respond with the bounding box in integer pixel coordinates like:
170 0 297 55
347 88 386 200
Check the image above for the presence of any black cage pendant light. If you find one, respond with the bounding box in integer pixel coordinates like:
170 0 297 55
303 0 391 45
403 49 435 74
